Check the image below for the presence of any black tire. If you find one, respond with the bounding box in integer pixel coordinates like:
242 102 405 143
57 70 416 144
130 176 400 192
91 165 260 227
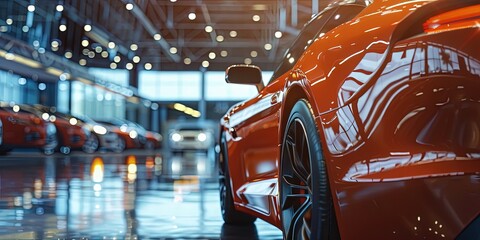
280 100 339 240
219 132 257 225
144 140 155 150
113 137 126 153
83 134 99 154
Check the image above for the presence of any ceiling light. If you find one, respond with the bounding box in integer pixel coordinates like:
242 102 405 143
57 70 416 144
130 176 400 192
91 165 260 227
170 47 177 54
229 30 237 37
130 43 138 51
202 60 209 68
84 24 92 32
27 5 35 12
253 4 267 10
101 51 108 58
38 83 46 91
144 63 152 70
184 58 191 65
56 5 64 12
264 43 272 50
6 19 12 25
18 78 27 85
95 46 103 53
208 52 216 59
126 63 133 70
64 51 72 59
110 62 117 69
133 56 140 63
154 34 161 40
275 31 282 38
59 24 67 31
88 51 95 58
79 59 87 66
170 0 177 2
108 41 116 49
205 25 213 33
216 35 224 42
126 3 134 10
252 15 261 22
81 39 89 47
51 40 60 48
250 51 258 57
22 26 29 32
188 12 196 20
244 58 252 65
114 56 121 63
220 50 228 57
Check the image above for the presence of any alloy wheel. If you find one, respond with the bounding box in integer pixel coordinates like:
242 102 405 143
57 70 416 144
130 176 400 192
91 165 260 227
281 118 314 240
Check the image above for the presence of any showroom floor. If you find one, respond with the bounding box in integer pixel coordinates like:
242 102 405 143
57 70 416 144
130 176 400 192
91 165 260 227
0 150 282 239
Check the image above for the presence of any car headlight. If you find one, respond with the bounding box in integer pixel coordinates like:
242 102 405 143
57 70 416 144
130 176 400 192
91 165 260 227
93 125 107 135
69 117 78 125
197 132 207 142
129 130 138 139
41 112 49 121
171 132 182 142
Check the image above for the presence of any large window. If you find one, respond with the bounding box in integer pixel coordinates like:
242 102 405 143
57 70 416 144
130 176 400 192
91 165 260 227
139 70 273 101
88 68 129 86
205 71 273 101
139 71 201 101
0 70 32 104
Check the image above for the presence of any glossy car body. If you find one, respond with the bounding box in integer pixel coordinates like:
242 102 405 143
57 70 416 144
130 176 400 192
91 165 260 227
95 119 143 150
219 0 480 239
77 116 125 153
0 103 57 154
31 105 99 153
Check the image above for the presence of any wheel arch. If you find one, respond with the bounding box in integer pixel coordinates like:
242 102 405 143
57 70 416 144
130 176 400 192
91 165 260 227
279 82 321 147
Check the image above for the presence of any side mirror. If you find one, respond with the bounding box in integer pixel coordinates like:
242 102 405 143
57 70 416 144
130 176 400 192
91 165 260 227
225 64 264 92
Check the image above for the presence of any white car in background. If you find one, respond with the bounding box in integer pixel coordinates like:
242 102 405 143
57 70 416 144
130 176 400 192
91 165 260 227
166 120 217 177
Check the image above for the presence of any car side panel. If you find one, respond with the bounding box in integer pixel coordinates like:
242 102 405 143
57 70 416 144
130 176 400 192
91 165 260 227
223 76 286 226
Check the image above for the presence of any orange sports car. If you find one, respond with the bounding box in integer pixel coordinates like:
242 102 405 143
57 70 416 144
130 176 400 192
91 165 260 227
0 103 57 154
218 0 480 239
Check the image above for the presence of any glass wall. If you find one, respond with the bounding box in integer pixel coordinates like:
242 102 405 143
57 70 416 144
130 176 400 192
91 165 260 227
0 70 38 104
70 80 126 119
138 70 273 101
139 71 201 101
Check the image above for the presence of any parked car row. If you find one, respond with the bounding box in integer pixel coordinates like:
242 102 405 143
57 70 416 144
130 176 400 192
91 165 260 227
0 103 162 155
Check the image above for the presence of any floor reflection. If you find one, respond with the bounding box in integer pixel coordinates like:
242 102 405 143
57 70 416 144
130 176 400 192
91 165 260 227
0 151 282 239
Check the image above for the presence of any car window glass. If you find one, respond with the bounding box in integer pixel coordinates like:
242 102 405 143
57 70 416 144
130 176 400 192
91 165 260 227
269 5 365 83
317 5 365 38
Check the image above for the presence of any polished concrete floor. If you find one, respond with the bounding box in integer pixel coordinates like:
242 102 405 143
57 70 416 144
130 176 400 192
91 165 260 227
0 150 282 239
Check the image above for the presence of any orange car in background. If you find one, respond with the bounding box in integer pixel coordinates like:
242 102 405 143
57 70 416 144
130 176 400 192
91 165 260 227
219 0 480 239
31 105 99 154
0 103 57 154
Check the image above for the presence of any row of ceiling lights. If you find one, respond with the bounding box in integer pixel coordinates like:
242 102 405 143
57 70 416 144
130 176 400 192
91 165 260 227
121 2 282 67
9 2 285 70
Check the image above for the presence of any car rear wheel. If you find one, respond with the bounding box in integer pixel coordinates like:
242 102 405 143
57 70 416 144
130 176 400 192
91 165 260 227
144 140 155 150
219 133 257 225
280 100 339 240
113 137 126 153
83 134 99 153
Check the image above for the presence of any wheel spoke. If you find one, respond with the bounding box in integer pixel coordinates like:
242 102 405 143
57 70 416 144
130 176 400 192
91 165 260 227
288 199 312 239
281 193 310 210
283 175 308 190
